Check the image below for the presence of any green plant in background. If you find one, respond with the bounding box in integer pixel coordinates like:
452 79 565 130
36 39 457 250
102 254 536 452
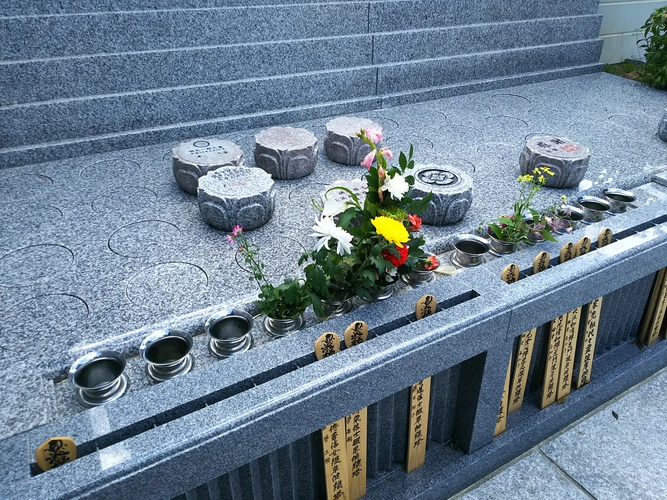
228 226 310 320
486 167 558 244
637 5 667 90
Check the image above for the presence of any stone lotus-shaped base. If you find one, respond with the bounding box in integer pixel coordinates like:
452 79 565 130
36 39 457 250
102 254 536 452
411 164 473 226
197 167 275 231
324 116 381 166
659 110 667 142
254 126 318 180
519 135 590 189
172 138 243 194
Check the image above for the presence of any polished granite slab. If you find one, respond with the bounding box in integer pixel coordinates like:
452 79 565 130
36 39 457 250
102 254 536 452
0 72 666 441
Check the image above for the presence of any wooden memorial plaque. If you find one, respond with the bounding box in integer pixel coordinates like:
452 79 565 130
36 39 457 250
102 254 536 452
646 268 667 346
315 332 350 500
576 229 612 389
501 263 520 285
541 242 576 409
597 228 612 248
556 237 591 401
415 294 437 320
343 321 369 500
406 295 437 473
507 252 550 414
35 437 76 472
494 354 513 437
639 268 666 346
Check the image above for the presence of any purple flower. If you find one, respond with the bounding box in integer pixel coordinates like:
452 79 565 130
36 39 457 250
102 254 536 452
226 235 235 245
232 225 243 237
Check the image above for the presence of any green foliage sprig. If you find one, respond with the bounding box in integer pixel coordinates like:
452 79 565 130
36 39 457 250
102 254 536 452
638 6 667 89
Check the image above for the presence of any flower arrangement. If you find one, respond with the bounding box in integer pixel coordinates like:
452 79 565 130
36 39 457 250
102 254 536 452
228 225 310 320
302 127 433 304
487 166 559 245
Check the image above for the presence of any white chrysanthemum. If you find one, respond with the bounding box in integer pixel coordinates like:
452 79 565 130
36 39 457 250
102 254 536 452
310 217 353 255
382 173 410 200
321 198 346 217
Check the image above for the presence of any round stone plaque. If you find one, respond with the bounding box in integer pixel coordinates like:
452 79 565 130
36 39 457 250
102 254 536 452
324 116 381 166
172 138 243 194
519 135 590 189
197 167 276 231
411 164 473 226
254 126 318 180
659 110 667 142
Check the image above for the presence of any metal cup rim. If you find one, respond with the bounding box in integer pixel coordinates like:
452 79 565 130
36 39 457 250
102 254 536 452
69 350 127 390
140 329 193 367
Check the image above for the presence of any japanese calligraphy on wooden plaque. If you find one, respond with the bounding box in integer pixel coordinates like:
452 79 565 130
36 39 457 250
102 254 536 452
639 268 666 346
494 355 513 437
575 297 602 388
344 321 368 348
508 252 550 414
541 243 576 409
646 268 667 346
415 294 437 320
315 332 350 500
557 237 591 401
342 321 369 500
406 295 438 473
575 229 612 388
35 437 76 472
501 263 519 285
407 377 431 473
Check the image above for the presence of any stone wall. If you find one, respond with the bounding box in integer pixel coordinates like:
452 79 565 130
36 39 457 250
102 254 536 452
0 0 603 168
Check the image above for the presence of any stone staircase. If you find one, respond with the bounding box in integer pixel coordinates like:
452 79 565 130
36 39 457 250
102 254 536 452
0 0 604 169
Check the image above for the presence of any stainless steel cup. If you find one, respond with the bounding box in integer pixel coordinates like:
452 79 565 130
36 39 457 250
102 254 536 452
206 309 254 358
140 329 194 383
69 350 130 408
578 196 611 223
452 234 491 267
603 188 635 214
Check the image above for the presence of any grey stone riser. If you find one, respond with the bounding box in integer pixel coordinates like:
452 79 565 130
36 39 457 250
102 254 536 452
0 36 372 106
0 63 600 169
0 39 602 149
0 15 601 106
0 0 601 20
0 0 365 17
0 4 369 61
0 68 377 149
378 39 604 94
0 0 601 61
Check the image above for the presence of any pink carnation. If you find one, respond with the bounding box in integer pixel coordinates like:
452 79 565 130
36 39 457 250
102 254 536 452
361 150 376 170
365 127 383 144
380 147 393 161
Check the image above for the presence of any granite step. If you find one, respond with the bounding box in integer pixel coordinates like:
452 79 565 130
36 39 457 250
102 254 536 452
0 15 601 106
0 63 602 169
0 0 600 61
0 0 600 20
0 39 603 150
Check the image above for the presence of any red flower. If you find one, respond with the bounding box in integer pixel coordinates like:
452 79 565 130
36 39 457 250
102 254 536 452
424 255 439 270
382 245 409 267
408 214 422 231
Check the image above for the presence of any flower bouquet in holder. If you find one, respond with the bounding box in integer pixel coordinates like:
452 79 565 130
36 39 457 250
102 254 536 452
306 127 432 302
227 226 310 336
486 167 557 254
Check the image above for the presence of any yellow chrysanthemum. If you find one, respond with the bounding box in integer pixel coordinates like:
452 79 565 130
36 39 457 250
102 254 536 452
371 216 409 247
